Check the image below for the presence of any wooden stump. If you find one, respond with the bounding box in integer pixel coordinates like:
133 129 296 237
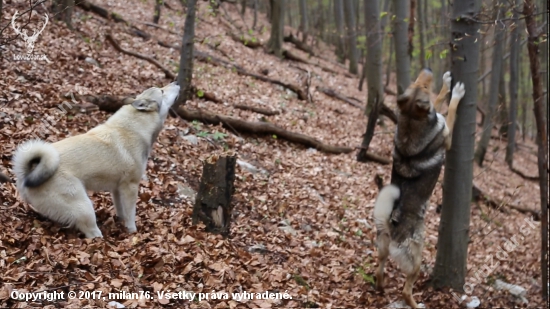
192 154 237 236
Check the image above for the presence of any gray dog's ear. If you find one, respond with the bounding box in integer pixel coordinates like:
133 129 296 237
131 99 158 112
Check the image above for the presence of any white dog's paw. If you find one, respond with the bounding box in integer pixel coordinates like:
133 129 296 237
452 82 465 100
443 71 452 90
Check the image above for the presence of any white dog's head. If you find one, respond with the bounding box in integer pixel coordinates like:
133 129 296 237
132 82 180 122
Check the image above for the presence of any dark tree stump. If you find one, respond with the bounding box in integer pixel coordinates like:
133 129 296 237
192 154 237 236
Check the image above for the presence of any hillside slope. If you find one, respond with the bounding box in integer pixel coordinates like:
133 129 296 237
0 1 543 308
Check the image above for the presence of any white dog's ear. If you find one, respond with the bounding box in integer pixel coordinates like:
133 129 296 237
132 99 158 112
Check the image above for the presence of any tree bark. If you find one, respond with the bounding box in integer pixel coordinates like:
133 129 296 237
357 0 383 162
505 0 521 168
153 0 163 24
298 0 308 43
417 0 426 68
474 1 506 167
523 0 548 300
431 0 481 293
266 0 285 58
343 0 358 74
333 0 346 63
175 0 197 107
252 0 258 30
192 155 236 236
407 0 415 58
392 0 411 94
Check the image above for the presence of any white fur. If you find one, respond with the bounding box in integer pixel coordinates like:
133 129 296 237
373 184 400 229
12 83 180 238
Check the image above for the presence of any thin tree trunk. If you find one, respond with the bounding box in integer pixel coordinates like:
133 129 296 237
333 0 346 63
417 0 425 68
252 0 258 30
385 38 393 87
298 0 308 43
408 0 415 58
357 0 383 162
240 0 246 16
474 1 506 167
266 0 285 58
153 0 163 24
431 0 481 293
392 0 411 94
343 0 358 74
506 1 520 167
64 0 74 29
497 58 508 136
523 0 548 300
175 0 197 107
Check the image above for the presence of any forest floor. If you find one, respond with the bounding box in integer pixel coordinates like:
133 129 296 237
0 1 544 308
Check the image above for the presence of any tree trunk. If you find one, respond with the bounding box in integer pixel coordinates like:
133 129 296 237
298 0 308 43
175 0 197 107
497 58 508 136
357 0 383 162
240 0 246 16
523 0 548 300
252 0 258 30
64 0 74 29
505 1 520 167
431 0 481 293
392 0 411 94
474 1 506 167
153 0 163 24
343 0 358 74
192 155 236 236
417 0 425 68
266 0 285 58
286 1 293 28
333 0 346 63
52 0 74 29
408 0 415 58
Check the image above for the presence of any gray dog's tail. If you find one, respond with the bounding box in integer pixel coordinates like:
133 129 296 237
373 184 400 233
12 140 60 188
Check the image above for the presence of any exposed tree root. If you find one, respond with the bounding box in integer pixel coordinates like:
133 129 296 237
105 33 176 79
316 87 397 123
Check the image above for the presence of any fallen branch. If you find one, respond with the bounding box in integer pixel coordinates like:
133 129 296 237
234 104 280 116
284 34 314 56
472 184 541 220
317 87 397 123
77 0 127 23
354 147 391 165
77 93 354 154
282 49 310 65
510 166 539 181
105 33 176 79
195 51 307 100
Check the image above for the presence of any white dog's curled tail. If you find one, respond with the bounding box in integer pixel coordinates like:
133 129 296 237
12 140 60 188
373 184 400 232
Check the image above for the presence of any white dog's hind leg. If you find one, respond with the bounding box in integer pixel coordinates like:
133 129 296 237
74 198 103 238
